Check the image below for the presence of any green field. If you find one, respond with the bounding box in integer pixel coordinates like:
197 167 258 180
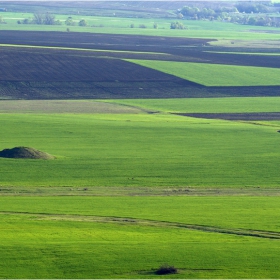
0 99 280 188
1 196 280 278
110 97 280 113
127 60 280 86
1 4 280 278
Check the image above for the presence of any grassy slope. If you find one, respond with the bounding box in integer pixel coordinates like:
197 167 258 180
127 60 280 86
0 111 280 187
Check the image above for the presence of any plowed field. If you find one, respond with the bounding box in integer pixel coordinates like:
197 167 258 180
0 31 280 99
174 112 280 121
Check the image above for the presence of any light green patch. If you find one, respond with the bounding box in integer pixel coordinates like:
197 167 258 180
0 43 166 55
109 97 280 113
0 196 280 278
127 60 280 86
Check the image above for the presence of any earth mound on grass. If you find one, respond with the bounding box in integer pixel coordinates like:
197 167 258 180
0 147 55 160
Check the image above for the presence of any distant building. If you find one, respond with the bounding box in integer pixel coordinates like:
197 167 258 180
0 8 7 12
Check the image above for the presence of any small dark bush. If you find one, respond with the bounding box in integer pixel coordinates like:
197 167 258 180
139 24 147 28
155 265 177 275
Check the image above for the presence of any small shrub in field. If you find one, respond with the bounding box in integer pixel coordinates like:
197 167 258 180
139 24 147 28
155 264 178 275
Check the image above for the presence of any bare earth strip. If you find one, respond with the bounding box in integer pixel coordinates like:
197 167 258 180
1 211 280 240
0 186 280 197
0 100 144 114
174 112 280 121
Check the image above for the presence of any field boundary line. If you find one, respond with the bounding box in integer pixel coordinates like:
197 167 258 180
0 43 168 55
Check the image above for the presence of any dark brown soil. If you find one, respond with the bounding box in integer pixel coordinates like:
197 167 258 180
0 31 211 52
174 112 280 121
0 147 55 159
0 31 280 99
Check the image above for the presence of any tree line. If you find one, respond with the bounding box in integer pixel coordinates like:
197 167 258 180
17 13 87 26
177 2 280 27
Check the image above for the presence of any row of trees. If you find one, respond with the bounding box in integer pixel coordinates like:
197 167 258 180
170 21 187 30
65 17 87 26
230 15 280 27
17 13 87 26
177 3 280 27
179 3 275 19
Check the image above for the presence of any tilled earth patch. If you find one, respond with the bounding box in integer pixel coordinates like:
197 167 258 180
174 112 280 121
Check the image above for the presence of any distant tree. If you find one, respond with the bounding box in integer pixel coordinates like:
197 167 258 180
44 13 55 25
33 13 44 24
235 3 269 14
79 19 87 26
130 23 134 28
153 23 158 29
177 12 183 19
54 20 62 25
139 24 146 28
32 13 57 25
248 17 257 25
22 18 29 24
65 17 75 26
170 21 187 29
181 6 199 18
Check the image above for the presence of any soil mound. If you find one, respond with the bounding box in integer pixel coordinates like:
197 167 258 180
0 147 55 160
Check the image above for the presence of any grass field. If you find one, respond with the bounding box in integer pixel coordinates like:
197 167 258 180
110 97 280 113
0 99 280 188
1 5 280 278
127 60 280 86
0 196 280 278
